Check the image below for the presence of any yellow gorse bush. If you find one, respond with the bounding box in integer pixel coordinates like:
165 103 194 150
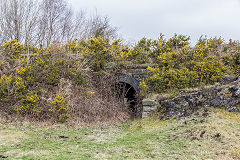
145 36 234 93
139 79 148 97
157 51 178 68
80 37 112 71
16 67 27 75
192 57 230 83
0 34 239 120
194 43 211 59
49 93 70 122
14 76 26 94
0 74 13 100
0 61 5 66
16 91 41 117
3 40 24 59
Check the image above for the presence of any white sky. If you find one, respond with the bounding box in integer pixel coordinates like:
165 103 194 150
69 0 240 44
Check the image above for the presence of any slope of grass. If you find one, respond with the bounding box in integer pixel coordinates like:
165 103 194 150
0 108 240 160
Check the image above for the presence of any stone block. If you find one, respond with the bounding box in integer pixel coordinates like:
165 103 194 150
143 106 155 112
142 112 151 118
142 99 155 106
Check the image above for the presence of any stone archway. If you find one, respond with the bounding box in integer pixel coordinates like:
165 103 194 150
116 75 142 118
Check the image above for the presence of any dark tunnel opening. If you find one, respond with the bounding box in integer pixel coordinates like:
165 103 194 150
116 82 142 118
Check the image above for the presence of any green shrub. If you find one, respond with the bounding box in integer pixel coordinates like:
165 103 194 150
3 40 24 59
150 33 190 60
15 91 41 117
81 37 111 71
228 52 240 74
194 43 211 59
165 33 190 50
146 66 197 92
49 93 70 122
0 74 13 100
44 64 61 85
146 55 230 93
14 76 26 96
156 51 179 68
131 38 152 64
16 66 37 86
192 57 230 84
74 71 85 85
0 35 239 122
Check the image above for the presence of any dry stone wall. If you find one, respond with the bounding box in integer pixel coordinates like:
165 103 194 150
142 75 240 119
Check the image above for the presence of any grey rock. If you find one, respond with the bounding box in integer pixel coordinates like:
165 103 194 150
219 75 237 84
236 76 240 82
208 96 223 107
156 95 168 101
231 85 238 91
142 112 149 118
160 101 176 109
226 106 240 112
217 87 229 96
232 89 240 98
225 98 238 107
143 106 155 112
207 97 237 107
142 99 155 106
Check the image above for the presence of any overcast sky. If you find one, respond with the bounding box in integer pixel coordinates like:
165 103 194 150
69 0 240 44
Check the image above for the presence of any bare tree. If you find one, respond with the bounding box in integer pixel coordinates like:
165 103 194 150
22 0 41 45
69 11 88 41
0 0 40 44
36 0 74 47
0 0 119 46
87 14 118 40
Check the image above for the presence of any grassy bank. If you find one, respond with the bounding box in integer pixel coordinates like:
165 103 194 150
0 108 240 160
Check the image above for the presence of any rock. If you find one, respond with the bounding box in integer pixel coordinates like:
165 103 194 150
142 99 156 117
156 95 168 101
226 106 240 112
142 112 151 118
142 99 155 106
207 96 238 107
160 101 176 109
232 89 240 98
231 85 238 91
212 133 221 138
200 131 206 138
225 98 238 107
143 106 155 112
236 76 240 82
219 75 237 84
59 136 69 139
208 96 223 107
217 87 229 96
0 155 8 159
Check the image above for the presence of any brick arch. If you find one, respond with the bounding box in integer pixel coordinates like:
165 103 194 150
117 74 140 93
116 74 142 118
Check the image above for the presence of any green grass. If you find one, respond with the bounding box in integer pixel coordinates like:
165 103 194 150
0 108 240 160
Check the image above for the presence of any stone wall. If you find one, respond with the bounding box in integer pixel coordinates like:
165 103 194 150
142 76 240 119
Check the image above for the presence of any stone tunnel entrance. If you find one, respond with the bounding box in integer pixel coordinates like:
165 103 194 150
116 75 143 118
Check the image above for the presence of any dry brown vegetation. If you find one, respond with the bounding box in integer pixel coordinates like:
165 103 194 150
0 38 131 124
